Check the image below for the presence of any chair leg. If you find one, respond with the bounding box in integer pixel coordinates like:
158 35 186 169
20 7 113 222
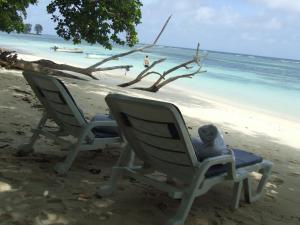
166 190 198 225
166 168 206 225
54 130 87 175
97 167 121 197
231 180 244 209
54 143 81 175
244 162 273 203
120 143 135 168
17 113 48 156
96 143 134 197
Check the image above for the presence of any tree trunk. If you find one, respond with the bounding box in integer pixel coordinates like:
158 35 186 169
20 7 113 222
0 56 88 81
32 59 98 79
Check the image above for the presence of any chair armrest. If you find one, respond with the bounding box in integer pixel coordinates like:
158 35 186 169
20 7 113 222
195 149 236 179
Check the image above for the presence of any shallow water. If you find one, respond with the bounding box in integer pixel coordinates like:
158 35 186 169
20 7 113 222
1 32 299 120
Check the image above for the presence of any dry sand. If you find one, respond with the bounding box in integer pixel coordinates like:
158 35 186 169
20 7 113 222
0 66 300 225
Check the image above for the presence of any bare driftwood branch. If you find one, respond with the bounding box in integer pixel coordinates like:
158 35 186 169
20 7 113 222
33 59 98 79
88 15 172 70
93 65 133 71
133 43 207 92
155 69 206 90
153 15 172 45
1 16 172 82
0 50 87 80
1 15 172 81
135 69 206 92
142 71 164 79
118 58 166 87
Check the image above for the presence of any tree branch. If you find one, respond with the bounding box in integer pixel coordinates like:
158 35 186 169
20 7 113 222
163 59 195 77
153 15 172 45
93 65 133 71
117 58 166 87
87 15 171 69
142 71 164 79
156 68 206 89
137 58 166 78
133 43 207 92
149 43 203 88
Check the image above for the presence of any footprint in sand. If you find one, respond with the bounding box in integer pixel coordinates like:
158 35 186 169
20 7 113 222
0 138 13 142
271 177 284 186
271 170 280 175
208 218 222 225
288 160 299 164
0 144 9 149
288 172 300 177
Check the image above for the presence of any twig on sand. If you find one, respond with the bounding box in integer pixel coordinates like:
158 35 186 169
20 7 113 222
0 144 9 149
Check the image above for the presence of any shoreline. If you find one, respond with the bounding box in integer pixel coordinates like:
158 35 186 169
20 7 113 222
2 41 299 121
171 83 300 124
2 47 300 150
13 44 300 124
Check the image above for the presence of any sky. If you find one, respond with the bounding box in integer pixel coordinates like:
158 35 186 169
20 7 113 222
26 0 300 60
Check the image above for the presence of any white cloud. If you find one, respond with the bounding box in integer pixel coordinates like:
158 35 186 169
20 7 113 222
194 7 215 23
241 33 258 41
194 5 239 26
218 6 240 25
266 38 276 44
173 1 193 11
249 0 300 13
142 0 160 6
263 17 282 30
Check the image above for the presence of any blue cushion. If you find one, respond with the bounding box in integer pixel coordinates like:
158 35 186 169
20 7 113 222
205 149 263 177
191 137 263 177
91 114 119 138
93 130 119 138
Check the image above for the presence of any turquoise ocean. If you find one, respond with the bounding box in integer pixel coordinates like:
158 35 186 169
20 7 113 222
1 32 300 121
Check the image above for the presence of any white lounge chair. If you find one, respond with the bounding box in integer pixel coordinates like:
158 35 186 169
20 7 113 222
17 71 122 175
97 94 273 225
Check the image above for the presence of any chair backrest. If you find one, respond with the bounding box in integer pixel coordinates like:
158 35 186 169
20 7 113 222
105 94 198 181
23 71 87 136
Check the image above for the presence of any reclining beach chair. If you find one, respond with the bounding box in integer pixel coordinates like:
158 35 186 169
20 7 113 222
17 71 122 175
97 94 273 225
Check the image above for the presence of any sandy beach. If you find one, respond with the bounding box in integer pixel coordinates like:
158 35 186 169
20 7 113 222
0 50 300 225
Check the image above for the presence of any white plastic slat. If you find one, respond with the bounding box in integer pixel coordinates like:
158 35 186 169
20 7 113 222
118 101 176 122
132 129 185 152
32 77 59 91
148 156 194 181
42 91 65 104
128 116 174 138
139 142 191 166
48 101 73 115
55 113 81 127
